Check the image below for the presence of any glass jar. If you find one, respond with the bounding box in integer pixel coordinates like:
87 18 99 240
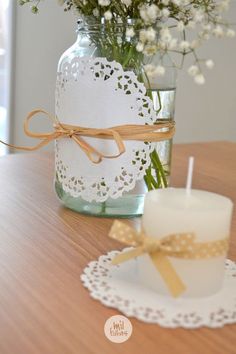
55 18 177 217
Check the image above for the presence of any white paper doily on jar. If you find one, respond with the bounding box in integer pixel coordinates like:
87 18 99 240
81 248 236 328
55 57 157 202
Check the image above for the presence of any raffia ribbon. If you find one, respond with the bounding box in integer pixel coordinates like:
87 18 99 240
0 109 175 163
109 221 229 297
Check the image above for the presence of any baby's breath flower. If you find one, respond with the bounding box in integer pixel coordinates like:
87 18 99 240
154 65 166 76
169 38 178 49
212 25 224 38
126 27 135 38
179 40 190 51
145 64 167 80
143 44 158 55
199 30 211 41
144 64 155 74
218 0 230 12
172 0 181 6
190 39 201 49
194 73 205 85
139 7 149 23
193 9 205 23
158 40 167 50
121 0 132 6
205 59 214 69
226 29 236 38
146 28 156 42
140 4 160 23
136 42 144 52
104 10 112 20
98 0 110 7
188 65 199 76
140 28 156 43
139 29 148 43
19 0 235 85
160 27 172 43
161 8 170 18
146 4 160 21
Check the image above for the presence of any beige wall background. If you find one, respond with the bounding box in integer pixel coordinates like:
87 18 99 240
12 1 236 147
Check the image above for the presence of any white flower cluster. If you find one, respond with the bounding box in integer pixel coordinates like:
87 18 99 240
98 0 110 6
144 64 166 78
133 0 235 84
21 0 235 84
121 0 132 7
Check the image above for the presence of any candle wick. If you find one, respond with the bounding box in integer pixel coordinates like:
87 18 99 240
186 156 194 195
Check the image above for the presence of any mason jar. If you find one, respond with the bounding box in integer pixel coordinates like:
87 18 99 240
54 18 177 217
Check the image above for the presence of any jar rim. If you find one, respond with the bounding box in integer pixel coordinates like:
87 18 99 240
77 16 141 33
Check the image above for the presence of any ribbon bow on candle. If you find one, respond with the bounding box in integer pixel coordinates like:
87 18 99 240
0 109 175 164
109 221 229 297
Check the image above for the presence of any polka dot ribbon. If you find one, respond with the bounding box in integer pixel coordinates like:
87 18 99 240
109 221 229 297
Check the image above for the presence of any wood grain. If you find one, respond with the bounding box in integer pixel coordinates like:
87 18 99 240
0 142 235 354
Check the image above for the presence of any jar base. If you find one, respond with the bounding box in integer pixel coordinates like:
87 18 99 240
55 179 144 218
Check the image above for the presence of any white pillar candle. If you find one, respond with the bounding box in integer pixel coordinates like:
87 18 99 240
138 188 233 298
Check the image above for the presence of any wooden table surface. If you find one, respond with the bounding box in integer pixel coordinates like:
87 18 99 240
0 142 235 354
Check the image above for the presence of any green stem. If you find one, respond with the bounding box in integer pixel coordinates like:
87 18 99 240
101 201 106 214
156 89 163 116
151 149 168 188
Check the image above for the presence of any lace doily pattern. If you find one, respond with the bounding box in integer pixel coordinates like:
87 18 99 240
81 249 236 328
55 57 157 202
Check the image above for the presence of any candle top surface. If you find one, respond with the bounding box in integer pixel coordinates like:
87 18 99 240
145 188 233 212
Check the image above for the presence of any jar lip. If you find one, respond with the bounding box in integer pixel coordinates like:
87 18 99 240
77 16 140 32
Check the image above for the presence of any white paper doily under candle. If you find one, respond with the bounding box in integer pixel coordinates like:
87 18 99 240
81 248 236 328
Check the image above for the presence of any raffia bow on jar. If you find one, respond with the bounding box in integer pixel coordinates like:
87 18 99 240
0 109 175 163
109 221 229 297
